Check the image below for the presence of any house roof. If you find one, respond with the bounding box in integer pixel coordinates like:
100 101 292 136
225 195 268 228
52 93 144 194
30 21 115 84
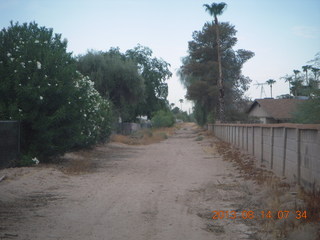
248 98 306 120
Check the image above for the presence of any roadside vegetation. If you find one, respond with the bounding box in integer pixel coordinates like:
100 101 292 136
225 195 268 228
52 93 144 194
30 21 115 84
280 53 320 124
0 21 175 166
110 125 179 145
0 22 113 165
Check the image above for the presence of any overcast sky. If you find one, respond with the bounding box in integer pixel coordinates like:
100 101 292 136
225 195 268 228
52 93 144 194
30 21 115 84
1 0 319 112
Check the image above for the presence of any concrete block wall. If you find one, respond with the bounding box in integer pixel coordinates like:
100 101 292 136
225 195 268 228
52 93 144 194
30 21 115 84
210 123 320 192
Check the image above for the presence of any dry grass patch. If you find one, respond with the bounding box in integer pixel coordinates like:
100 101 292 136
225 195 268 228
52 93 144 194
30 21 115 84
110 125 178 145
55 150 98 175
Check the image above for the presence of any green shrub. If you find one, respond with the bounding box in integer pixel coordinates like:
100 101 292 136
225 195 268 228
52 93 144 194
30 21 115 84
0 21 113 162
16 154 40 167
293 95 320 124
151 110 175 128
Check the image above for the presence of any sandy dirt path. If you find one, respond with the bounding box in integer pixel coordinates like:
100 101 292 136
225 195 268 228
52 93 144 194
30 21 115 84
0 123 259 240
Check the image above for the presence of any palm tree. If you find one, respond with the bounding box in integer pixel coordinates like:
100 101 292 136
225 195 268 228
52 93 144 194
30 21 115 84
266 79 276 98
302 65 312 85
293 69 300 80
203 2 227 122
311 67 320 81
179 99 184 111
281 75 293 95
170 103 175 110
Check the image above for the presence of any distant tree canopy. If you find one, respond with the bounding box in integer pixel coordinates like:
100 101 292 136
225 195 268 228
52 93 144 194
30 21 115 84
77 45 172 121
282 52 320 97
281 52 320 124
126 45 172 119
178 21 254 125
293 90 320 124
77 49 144 122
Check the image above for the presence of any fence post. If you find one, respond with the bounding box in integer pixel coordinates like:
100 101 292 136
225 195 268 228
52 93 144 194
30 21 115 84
296 128 301 185
238 126 240 147
246 126 249 152
270 127 274 169
233 126 235 145
260 127 264 166
282 127 287 176
252 126 255 155
242 126 245 149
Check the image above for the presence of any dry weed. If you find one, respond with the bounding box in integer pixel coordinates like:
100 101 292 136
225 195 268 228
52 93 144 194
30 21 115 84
110 125 177 145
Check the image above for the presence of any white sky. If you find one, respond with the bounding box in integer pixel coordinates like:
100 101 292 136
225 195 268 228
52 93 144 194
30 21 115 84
1 0 319 112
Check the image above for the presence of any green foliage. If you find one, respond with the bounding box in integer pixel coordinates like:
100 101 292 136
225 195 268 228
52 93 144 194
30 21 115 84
178 21 254 124
77 45 172 121
203 2 227 18
77 50 145 122
207 111 215 123
293 93 320 124
193 101 208 126
175 111 191 122
151 110 175 128
171 107 180 114
126 45 172 119
282 53 320 97
170 104 192 122
0 22 113 162
17 154 36 167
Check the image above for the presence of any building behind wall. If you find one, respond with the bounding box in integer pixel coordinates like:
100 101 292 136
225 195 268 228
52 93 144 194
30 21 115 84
247 98 306 124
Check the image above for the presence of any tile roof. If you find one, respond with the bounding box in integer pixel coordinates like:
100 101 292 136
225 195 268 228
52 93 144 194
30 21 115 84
248 98 306 120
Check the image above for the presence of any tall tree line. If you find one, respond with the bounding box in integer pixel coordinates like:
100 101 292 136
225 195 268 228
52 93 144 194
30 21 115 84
77 45 172 122
178 15 254 125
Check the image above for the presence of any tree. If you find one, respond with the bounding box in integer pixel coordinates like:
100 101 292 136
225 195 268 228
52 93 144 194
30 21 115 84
171 106 180 115
281 75 293 95
293 90 320 123
203 2 227 122
290 78 304 96
293 69 301 80
77 50 145 122
311 67 320 81
126 45 172 119
302 65 312 85
178 21 254 125
266 79 276 98
179 99 184 110
0 22 113 162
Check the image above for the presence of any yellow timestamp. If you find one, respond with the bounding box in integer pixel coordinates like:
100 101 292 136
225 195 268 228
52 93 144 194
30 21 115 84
212 210 308 220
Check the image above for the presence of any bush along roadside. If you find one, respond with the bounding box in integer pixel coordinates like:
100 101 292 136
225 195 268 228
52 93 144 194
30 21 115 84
0 21 113 165
151 110 175 128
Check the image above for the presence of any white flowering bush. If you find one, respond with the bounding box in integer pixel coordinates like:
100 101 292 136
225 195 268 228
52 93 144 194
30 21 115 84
72 72 113 147
0 22 113 163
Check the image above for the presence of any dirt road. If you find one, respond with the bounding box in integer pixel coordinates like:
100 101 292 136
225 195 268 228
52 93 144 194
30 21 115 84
0 123 264 239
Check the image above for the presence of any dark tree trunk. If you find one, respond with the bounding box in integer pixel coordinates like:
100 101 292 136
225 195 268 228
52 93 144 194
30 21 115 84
214 16 225 122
